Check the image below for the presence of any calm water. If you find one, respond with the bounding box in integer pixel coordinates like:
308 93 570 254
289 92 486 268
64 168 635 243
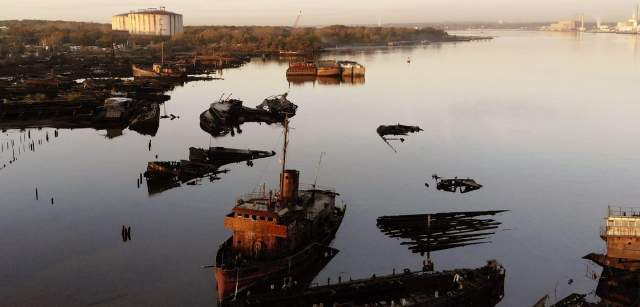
4 30 640 306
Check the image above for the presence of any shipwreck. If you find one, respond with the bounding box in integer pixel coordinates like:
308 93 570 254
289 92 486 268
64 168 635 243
200 93 297 137
144 146 275 195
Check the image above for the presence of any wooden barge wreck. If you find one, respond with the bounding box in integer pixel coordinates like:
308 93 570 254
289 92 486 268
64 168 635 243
221 260 505 307
286 60 365 78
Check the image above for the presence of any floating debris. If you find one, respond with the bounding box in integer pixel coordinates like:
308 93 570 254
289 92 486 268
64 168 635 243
121 225 132 242
431 176 483 194
200 93 297 137
376 124 423 152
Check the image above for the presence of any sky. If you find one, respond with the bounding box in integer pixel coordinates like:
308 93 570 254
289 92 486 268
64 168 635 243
4 0 640 25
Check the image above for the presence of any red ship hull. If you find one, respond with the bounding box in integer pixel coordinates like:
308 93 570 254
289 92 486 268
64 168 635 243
214 207 345 302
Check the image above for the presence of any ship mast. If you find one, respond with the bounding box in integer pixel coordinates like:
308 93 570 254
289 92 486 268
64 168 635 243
280 115 289 199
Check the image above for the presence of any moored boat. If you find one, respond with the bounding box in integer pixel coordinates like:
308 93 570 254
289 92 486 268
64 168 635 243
316 60 341 77
286 61 317 76
338 60 366 77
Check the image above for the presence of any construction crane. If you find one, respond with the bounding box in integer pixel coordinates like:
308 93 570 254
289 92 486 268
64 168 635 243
293 10 302 28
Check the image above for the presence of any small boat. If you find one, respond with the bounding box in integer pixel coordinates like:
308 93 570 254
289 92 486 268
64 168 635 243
132 64 186 79
316 60 341 77
338 61 366 77
286 61 317 76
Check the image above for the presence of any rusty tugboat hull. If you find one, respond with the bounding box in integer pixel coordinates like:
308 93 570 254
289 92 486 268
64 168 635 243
215 203 345 302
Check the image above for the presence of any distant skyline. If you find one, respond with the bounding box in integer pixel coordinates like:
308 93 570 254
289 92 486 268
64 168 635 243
5 0 640 25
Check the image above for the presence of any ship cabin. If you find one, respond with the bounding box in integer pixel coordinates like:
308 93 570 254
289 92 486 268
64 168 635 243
602 206 640 260
223 169 337 260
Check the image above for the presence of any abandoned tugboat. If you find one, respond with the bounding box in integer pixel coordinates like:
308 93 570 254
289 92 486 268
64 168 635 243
200 93 297 137
583 206 640 272
545 206 640 307
214 117 346 302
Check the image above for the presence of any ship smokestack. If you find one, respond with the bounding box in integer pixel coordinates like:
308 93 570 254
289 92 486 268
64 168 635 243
281 169 299 202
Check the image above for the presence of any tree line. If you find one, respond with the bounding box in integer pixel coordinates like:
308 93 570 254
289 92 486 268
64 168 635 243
0 20 450 55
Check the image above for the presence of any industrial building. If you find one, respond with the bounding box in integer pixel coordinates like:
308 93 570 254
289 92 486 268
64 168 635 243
615 5 640 33
112 7 183 36
544 20 579 32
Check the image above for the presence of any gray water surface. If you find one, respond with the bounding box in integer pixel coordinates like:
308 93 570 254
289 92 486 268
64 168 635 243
3 30 640 306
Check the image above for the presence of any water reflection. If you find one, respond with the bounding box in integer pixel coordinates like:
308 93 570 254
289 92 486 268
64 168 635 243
144 147 275 195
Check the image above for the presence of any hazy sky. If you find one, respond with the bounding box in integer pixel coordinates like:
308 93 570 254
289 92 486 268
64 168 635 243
4 0 640 25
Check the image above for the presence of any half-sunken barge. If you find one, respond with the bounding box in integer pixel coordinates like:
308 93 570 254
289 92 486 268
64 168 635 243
221 260 505 307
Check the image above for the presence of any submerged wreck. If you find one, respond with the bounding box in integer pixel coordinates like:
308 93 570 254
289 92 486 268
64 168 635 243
0 96 162 137
377 210 506 270
222 260 505 307
431 175 483 194
200 93 297 137
223 210 507 307
376 124 423 152
144 147 275 195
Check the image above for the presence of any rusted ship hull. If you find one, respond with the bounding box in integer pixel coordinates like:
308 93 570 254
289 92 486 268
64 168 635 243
221 261 505 307
584 253 640 272
316 67 341 77
340 66 366 77
286 62 317 76
215 206 345 302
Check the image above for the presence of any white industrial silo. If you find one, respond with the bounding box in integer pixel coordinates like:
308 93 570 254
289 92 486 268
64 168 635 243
112 7 183 36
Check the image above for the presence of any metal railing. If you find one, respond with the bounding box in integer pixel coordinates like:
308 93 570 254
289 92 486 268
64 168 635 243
608 206 640 217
